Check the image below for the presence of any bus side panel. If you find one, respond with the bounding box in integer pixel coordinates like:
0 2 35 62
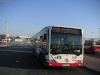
86 46 94 53
93 46 100 53
85 46 100 53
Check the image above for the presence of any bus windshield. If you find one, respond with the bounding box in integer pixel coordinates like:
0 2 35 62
50 33 82 55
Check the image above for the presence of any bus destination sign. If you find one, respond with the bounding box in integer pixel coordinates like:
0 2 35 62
51 27 82 34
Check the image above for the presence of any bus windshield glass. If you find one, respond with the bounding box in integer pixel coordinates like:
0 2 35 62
50 33 82 55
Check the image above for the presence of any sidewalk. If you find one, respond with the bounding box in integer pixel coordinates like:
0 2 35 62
84 54 100 72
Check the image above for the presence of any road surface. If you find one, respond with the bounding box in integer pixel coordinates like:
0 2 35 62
84 54 100 72
0 46 99 75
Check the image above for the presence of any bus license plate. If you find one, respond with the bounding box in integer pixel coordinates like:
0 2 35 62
63 64 70 66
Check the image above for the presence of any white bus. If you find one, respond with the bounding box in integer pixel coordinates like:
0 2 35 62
32 26 83 67
0 39 7 47
84 38 100 54
0 34 7 47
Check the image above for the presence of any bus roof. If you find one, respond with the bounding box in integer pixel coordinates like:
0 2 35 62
47 25 82 30
32 25 83 37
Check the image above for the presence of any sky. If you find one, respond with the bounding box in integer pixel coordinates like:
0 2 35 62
0 0 100 38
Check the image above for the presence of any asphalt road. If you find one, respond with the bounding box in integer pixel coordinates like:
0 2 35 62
0 46 100 75
84 54 100 72
85 54 100 59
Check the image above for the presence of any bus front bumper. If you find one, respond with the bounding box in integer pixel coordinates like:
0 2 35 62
47 62 83 67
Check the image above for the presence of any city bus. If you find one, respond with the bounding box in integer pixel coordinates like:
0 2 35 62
0 40 7 47
0 34 7 47
84 38 100 54
32 26 83 67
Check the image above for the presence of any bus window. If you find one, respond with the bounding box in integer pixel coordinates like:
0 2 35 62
84 41 93 46
42 34 48 54
95 41 100 45
44 34 46 40
50 34 82 54
34 37 41 48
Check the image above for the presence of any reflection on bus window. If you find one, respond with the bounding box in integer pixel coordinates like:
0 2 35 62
50 33 82 54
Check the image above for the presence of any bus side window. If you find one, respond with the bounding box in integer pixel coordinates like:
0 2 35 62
90 41 93 46
42 34 47 53
44 34 46 40
84 41 88 46
95 41 100 45
85 41 93 46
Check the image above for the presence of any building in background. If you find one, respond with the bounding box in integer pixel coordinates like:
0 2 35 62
14 36 31 42
0 34 30 42
0 34 11 42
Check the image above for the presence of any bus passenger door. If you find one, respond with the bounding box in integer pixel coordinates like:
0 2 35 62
41 34 48 62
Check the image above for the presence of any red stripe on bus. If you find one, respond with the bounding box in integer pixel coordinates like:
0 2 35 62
47 62 83 67
86 46 100 53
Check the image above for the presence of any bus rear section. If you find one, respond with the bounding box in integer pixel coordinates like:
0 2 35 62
84 39 100 53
